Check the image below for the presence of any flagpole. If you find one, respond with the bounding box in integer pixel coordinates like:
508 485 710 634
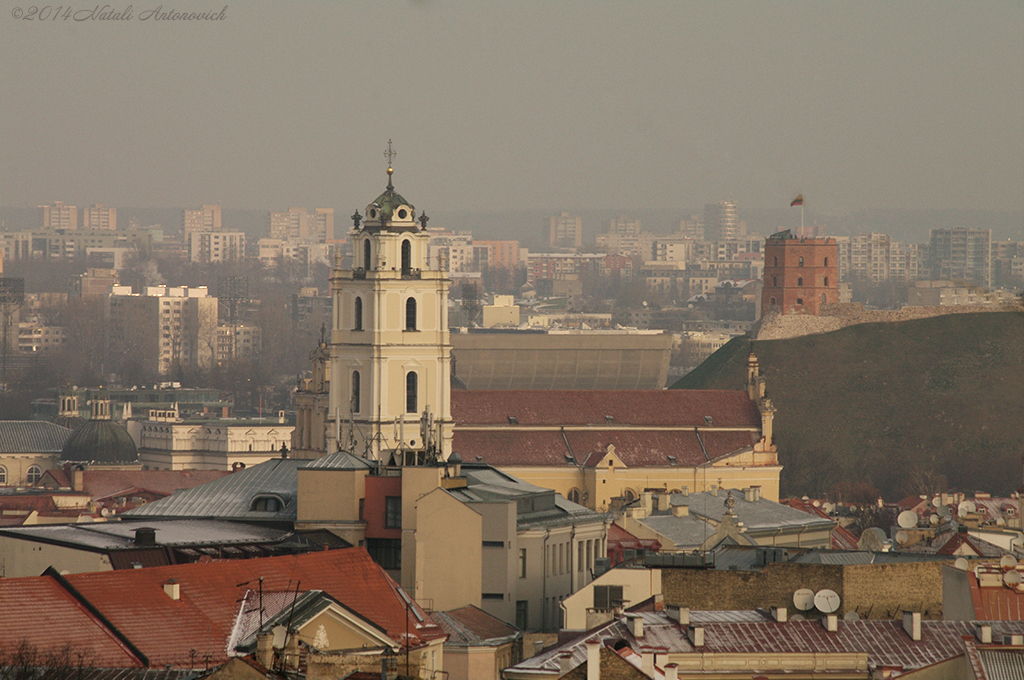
801 204 804 233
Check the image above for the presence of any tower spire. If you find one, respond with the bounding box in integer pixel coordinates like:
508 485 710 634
383 139 396 189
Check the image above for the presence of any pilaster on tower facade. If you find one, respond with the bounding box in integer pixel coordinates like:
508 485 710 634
761 230 838 317
325 165 453 464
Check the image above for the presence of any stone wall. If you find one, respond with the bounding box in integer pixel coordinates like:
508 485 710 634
755 303 1021 341
662 560 948 619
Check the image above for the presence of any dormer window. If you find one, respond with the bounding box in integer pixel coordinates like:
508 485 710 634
250 494 285 512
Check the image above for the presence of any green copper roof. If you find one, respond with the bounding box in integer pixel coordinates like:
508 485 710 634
369 175 414 224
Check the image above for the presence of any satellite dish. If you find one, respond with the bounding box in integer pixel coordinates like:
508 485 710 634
897 510 918 529
929 514 940 525
1000 555 1018 569
814 589 841 614
958 501 976 518
895 531 909 545
997 518 1006 526
793 588 815 611
844 611 860 621
823 502 835 513
790 614 805 621
100 508 110 517
272 625 287 649
932 497 942 507
954 558 970 571
1004 571 1021 587
937 505 951 518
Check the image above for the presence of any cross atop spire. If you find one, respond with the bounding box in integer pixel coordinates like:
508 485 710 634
383 139 397 171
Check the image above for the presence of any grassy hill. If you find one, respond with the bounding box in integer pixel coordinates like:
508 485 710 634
672 312 1024 499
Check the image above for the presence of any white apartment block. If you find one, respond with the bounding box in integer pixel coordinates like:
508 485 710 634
108 285 218 375
82 204 117 230
189 231 246 263
182 205 222 240
39 202 77 230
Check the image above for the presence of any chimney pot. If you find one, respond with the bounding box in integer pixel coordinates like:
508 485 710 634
822 614 838 632
558 652 573 675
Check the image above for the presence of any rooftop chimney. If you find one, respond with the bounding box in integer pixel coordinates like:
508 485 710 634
657 493 670 512
672 504 689 517
628 613 644 638
586 639 600 680
665 663 679 680
256 632 274 668
822 614 838 632
977 624 993 644
134 527 157 546
688 626 704 647
772 606 788 622
558 652 573 676
902 611 921 641
163 579 180 601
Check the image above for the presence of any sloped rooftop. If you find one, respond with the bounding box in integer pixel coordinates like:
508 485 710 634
124 457 304 522
0 420 72 453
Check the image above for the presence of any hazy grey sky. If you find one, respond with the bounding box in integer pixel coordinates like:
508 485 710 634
2 1 1022 215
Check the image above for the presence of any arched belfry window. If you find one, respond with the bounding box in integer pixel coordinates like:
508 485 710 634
363 240 372 270
354 297 363 331
772 276 777 287
824 276 829 287
406 298 417 331
351 371 361 413
774 256 778 267
406 372 418 413
401 240 412 274
824 257 829 267
797 277 803 287
798 256 804 267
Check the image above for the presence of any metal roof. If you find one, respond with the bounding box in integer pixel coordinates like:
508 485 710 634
510 611 1024 677
123 457 304 521
0 420 72 453
301 451 375 470
0 519 291 552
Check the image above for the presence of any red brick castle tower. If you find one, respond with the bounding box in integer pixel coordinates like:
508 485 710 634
761 229 838 316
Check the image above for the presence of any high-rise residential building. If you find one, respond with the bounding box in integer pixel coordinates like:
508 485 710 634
182 205 222 240
473 240 521 270
677 216 704 240
39 202 77 230
107 285 218 375
928 227 991 288
82 204 117 230
704 201 741 241
547 212 582 249
313 208 335 242
269 207 335 242
607 215 641 237
189 231 246 264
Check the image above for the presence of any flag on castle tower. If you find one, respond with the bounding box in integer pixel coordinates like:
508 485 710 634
790 195 804 207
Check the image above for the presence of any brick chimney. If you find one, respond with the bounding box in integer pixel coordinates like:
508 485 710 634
256 632 274 668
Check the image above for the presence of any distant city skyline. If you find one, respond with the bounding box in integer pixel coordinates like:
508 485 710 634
2 2 1022 216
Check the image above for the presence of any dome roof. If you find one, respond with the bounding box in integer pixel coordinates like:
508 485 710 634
61 419 138 465
362 168 419 231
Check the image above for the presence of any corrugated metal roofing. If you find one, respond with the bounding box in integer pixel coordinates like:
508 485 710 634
979 649 1024 680
0 420 72 453
124 458 304 521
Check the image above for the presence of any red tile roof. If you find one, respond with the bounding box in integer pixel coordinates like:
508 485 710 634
0 548 443 669
0 576 143 667
451 390 760 428
81 470 233 498
436 605 520 644
454 429 758 468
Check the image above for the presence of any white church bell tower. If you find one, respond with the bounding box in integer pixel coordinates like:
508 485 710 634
328 143 453 464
